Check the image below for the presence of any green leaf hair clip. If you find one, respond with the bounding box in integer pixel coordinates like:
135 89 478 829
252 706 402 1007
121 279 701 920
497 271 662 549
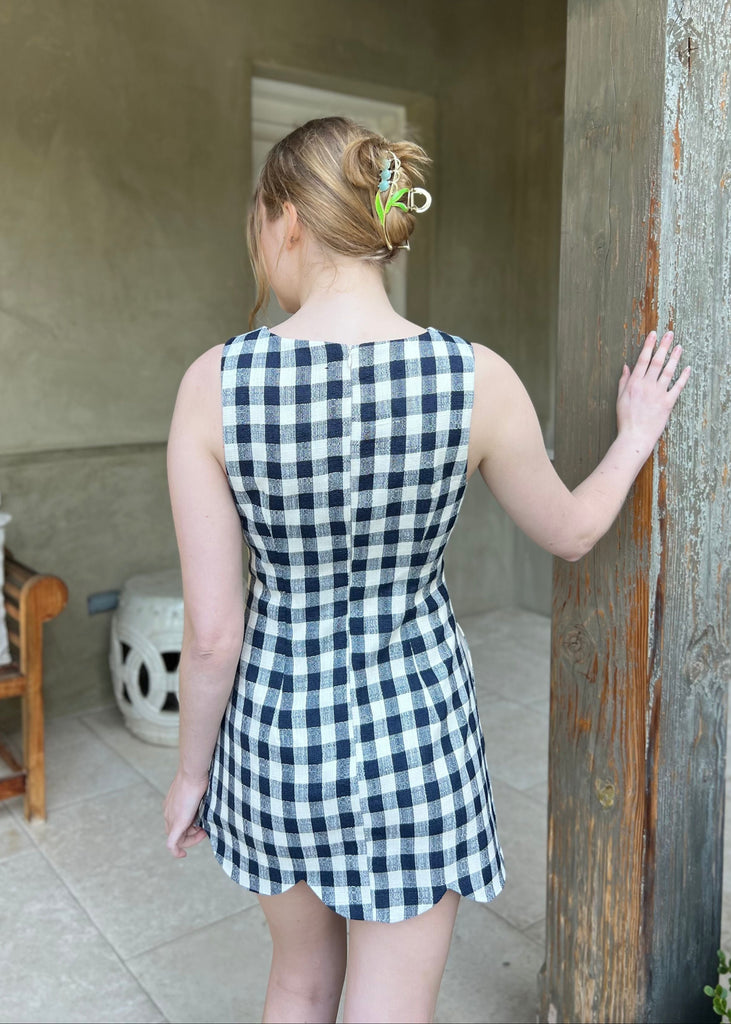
374 151 432 252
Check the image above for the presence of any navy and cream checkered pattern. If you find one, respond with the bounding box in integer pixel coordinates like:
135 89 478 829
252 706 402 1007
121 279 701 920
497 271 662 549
196 325 506 922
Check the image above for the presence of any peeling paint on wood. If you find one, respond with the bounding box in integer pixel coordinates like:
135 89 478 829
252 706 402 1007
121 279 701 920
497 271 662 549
541 0 731 1021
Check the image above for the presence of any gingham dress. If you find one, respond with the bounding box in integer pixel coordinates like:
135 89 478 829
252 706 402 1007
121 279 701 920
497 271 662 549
195 325 506 922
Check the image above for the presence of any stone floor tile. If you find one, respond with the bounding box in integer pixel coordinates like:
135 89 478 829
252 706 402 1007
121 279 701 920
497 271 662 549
522 918 547 951
5 713 141 811
435 898 544 1023
524 777 548 808
465 610 536 648
0 731 26 822
487 778 548 930
81 704 181 795
0 849 165 1023
480 698 548 792
462 608 551 657
127 904 271 1024
29 779 257 959
0 733 15 777
464 609 551 712
0 803 31 861
527 695 550 718
471 646 551 709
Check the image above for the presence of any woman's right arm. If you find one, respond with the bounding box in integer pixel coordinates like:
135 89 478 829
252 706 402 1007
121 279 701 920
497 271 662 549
163 346 245 858
472 330 691 562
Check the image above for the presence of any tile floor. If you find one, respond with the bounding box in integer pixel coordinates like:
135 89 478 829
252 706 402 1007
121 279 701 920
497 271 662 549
1 608 728 1023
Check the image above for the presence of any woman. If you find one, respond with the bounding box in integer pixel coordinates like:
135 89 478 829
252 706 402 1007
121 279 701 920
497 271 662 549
163 117 690 1023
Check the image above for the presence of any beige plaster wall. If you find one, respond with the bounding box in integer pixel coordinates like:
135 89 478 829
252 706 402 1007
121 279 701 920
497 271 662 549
1 446 174 717
509 1 566 614
0 0 565 727
433 0 566 617
0 1 251 454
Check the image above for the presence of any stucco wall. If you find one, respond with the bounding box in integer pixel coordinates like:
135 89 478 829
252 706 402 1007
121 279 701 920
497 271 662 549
509 2 566 614
0 0 565 727
434 0 565 616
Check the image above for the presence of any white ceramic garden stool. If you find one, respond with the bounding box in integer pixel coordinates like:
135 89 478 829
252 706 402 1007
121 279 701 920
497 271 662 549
109 569 183 746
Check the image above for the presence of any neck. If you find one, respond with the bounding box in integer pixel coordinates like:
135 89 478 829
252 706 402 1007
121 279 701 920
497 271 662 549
272 253 423 344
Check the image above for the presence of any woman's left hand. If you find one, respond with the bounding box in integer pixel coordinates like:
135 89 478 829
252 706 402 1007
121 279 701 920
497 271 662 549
163 771 209 858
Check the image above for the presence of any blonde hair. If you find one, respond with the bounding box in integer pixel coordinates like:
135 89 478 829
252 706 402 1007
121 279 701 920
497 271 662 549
246 116 431 328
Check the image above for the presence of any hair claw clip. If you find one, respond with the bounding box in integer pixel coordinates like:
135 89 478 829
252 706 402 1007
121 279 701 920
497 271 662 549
374 151 431 251
406 188 432 214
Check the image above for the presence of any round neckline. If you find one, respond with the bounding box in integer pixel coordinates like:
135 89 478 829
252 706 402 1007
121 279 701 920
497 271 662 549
264 326 435 348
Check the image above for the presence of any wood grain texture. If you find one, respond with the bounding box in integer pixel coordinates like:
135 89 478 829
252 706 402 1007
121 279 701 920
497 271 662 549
541 0 731 1021
1 552 68 820
645 1 731 1018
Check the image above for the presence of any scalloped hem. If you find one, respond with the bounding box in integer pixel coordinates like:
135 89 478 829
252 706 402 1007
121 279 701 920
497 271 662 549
199 820 506 924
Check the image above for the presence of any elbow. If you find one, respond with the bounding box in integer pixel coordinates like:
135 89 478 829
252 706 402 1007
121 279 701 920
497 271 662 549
561 548 586 564
187 642 242 665
562 536 599 562
554 532 596 563
552 505 600 563
184 621 244 664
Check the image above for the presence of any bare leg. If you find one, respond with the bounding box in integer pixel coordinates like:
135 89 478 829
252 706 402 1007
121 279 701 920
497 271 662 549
257 880 348 1024
343 889 460 1023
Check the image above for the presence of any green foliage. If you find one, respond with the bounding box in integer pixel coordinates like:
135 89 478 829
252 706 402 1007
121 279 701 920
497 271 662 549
705 950 731 1021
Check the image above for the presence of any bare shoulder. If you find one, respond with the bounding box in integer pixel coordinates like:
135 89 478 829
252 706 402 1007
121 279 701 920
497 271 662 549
172 345 226 431
471 341 527 418
471 340 520 388
469 341 536 464
170 345 226 458
178 344 225 391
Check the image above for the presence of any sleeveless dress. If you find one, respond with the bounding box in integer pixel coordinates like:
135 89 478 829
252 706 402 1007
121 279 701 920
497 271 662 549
195 325 506 923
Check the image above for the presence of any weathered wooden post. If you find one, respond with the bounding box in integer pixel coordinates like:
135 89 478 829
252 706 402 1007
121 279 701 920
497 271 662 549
540 0 731 1021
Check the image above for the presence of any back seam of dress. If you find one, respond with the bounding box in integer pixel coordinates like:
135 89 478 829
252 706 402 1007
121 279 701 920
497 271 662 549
344 343 374 916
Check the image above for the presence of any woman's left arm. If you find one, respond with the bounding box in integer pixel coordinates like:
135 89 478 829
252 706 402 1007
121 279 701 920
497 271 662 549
163 345 246 859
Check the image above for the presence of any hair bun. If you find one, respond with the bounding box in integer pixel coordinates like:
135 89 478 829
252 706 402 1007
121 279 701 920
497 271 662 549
247 117 432 326
342 135 430 193
341 137 383 191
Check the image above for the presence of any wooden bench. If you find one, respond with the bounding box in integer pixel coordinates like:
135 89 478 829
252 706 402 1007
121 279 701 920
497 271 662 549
0 551 68 820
